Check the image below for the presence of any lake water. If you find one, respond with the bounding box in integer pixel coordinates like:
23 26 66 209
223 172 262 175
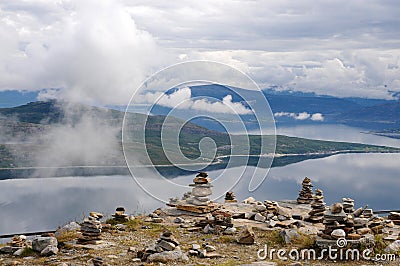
1 124 399 236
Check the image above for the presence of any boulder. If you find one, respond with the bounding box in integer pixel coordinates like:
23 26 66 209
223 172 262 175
255 213 266 222
385 240 400 253
237 226 255 245
32 237 58 253
40 245 58 256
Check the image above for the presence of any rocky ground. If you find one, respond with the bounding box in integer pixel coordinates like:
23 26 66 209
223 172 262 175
1 198 400 266
1 174 400 266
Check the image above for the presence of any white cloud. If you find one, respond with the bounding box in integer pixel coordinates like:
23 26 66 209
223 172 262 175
274 111 324 121
143 87 252 114
311 113 324 121
0 0 165 105
1 0 400 101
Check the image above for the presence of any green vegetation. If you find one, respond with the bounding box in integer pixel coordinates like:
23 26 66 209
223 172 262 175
0 101 399 176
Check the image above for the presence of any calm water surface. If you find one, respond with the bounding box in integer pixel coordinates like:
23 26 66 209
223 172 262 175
0 125 399 235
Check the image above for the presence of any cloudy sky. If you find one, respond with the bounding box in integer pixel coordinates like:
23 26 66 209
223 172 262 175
0 0 400 104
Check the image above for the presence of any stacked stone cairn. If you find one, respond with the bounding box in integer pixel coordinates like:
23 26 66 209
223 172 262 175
77 212 103 244
388 212 400 225
138 231 188 262
196 210 234 234
224 191 238 203
342 198 355 213
320 203 358 240
308 189 326 223
297 177 313 204
112 207 129 223
188 243 222 258
9 235 26 249
0 235 27 255
186 172 213 206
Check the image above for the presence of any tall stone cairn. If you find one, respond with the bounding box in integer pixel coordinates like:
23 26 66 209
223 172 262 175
186 172 213 206
308 189 326 223
297 177 313 204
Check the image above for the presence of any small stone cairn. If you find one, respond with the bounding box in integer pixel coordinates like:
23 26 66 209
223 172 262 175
320 203 358 240
112 207 129 223
224 191 238 203
77 212 103 244
308 189 326 223
342 198 355 213
138 231 188 262
0 235 27 255
9 235 26 248
297 177 313 204
196 210 234 234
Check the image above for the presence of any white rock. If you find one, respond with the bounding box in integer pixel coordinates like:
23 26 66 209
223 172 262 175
224 227 237 235
255 213 266 222
203 224 214 234
331 229 346 239
385 240 400 253
255 204 267 212
32 237 58 253
40 245 58 256
242 197 256 204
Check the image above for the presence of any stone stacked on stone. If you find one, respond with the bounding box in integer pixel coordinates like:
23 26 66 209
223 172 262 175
224 191 238 203
264 200 279 213
362 209 374 219
173 173 218 213
388 212 400 225
9 235 26 248
0 235 27 255
342 198 355 213
186 173 213 206
308 189 326 223
320 203 349 240
78 212 103 245
138 231 188 263
297 177 313 204
195 210 234 234
112 207 129 222
188 243 222 258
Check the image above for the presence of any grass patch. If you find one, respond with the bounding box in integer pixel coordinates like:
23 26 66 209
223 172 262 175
56 230 80 244
258 229 285 247
373 234 388 254
219 235 236 244
290 232 316 249
19 247 37 257
125 219 144 231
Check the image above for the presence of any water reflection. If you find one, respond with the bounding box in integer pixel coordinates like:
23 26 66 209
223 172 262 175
0 153 399 236
251 124 400 148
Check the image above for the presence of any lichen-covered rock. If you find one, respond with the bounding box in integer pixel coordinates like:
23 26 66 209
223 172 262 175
32 237 58 253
